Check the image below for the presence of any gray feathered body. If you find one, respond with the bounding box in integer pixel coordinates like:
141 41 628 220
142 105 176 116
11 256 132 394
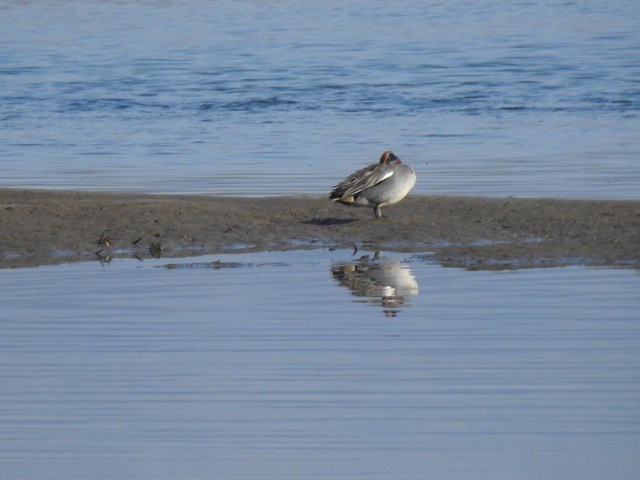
330 153 416 218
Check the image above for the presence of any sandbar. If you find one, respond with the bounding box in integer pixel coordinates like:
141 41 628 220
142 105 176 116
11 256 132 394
0 188 638 269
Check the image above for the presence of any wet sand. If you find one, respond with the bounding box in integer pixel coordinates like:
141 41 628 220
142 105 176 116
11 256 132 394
1 188 638 269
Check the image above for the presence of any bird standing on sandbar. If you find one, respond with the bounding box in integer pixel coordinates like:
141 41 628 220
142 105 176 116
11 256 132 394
329 151 416 218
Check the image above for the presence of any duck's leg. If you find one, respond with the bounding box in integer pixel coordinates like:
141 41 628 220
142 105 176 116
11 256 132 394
374 205 383 218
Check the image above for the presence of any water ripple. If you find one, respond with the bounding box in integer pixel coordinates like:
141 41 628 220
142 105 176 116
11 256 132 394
0 1 638 197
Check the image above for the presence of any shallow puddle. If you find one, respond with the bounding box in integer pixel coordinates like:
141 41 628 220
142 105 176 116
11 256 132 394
1 249 639 479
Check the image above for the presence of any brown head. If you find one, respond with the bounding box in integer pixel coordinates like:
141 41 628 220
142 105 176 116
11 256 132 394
379 151 402 165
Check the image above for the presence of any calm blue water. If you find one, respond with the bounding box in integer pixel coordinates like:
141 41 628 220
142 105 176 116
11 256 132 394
1 1 639 197
1 249 639 479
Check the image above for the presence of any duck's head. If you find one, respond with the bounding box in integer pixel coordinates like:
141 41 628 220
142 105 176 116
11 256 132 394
380 151 402 165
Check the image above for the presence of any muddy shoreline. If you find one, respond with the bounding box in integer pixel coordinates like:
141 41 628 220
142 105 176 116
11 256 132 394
1 188 638 269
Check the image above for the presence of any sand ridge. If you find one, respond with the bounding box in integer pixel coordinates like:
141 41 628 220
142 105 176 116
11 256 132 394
0 188 638 269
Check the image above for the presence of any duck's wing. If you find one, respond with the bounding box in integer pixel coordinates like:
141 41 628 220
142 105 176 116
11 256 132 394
330 164 395 200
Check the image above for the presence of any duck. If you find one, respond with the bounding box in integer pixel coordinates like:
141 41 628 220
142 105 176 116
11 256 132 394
329 151 416 218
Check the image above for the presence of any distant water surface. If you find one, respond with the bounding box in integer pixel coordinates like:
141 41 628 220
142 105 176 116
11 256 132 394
0 1 639 198
1 249 639 479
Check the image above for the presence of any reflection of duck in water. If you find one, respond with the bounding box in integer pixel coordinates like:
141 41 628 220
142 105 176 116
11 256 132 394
331 252 418 317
